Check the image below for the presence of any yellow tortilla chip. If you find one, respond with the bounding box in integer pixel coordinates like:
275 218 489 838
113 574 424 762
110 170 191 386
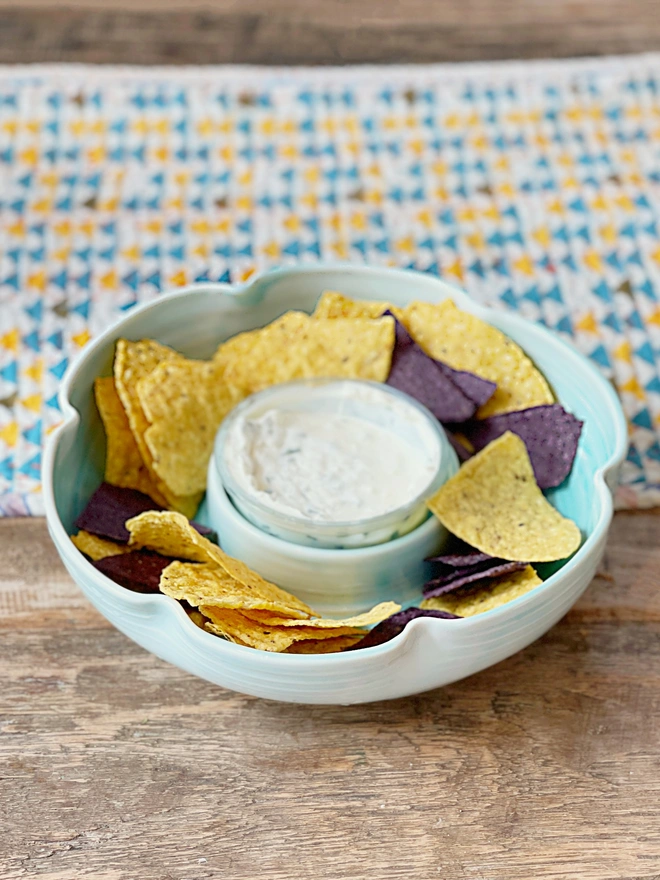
137 359 238 496
160 561 313 619
186 608 210 630
421 565 542 617
127 510 216 562
94 377 167 505
71 530 130 561
113 339 202 518
402 299 554 417
242 601 400 629
202 606 363 652
313 290 402 321
127 511 314 617
214 311 395 396
285 635 363 653
427 432 581 562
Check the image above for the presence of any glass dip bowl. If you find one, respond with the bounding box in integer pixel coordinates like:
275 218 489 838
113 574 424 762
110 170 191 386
213 378 456 549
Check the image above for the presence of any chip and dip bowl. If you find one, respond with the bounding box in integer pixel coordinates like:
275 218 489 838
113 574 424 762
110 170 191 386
43 264 627 704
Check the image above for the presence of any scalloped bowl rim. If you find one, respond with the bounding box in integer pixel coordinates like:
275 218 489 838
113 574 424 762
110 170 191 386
43 263 628 669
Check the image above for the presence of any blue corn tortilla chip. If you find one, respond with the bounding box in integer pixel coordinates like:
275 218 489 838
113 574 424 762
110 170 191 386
426 549 492 567
75 483 163 543
460 404 583 489
423 559 527 598
347 606 461 650
75 482 216 544
436 362 496 409
93 549 177 593
385 314 495 423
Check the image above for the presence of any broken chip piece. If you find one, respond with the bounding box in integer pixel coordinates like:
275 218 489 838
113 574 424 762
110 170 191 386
421 565 542 616
94 550 177 594
459 403 583 489
426 432 581 562
346 607 461 650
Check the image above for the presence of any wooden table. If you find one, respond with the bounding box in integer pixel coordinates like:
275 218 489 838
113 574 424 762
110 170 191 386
3 513 660 879
2 4 660 877
1 0 660 64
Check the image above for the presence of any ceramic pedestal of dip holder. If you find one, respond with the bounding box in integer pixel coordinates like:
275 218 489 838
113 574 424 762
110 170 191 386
206 377 459 615
43 264 628 705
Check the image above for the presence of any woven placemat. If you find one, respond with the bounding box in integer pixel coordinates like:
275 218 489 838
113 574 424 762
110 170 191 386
2 58 660 515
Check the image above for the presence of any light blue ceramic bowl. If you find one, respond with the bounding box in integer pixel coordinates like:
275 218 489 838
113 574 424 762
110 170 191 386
43 265 627 705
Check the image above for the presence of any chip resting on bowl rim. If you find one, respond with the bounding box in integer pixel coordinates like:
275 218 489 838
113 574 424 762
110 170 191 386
426 431 581 562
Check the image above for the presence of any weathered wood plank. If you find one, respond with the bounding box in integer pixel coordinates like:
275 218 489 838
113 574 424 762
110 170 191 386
1 514 660 879
0 3 659 65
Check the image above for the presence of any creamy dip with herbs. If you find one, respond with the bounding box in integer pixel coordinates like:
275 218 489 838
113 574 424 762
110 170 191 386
221 382 440 524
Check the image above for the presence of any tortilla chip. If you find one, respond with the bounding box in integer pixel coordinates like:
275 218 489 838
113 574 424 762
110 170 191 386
346 607 462 650
160 560 313 619
313 290 401 320
94 377 167 504
75 482 165 543
113 339 202 517
71 530 130 561
460 404 583 489
241 601 401 629
426 549 492 567
285 635 364 653
201 606 363 652
420 565 542 616
94 550 175 594
386 313 481 422
127 511 314 617
137 359 238 496
127 509 220 560
187 608 210 629
423 559 527 597
427 432 581 562
402 300 554 417
214 312 395 396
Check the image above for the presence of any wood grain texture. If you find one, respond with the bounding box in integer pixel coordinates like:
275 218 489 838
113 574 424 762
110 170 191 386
0 2 659 64
1 514 660 880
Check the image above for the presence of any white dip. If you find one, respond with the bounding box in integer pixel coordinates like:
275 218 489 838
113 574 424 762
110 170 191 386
221 380 441 524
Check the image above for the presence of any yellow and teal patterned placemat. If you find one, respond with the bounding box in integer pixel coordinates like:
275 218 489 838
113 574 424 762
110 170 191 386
2 58 660 515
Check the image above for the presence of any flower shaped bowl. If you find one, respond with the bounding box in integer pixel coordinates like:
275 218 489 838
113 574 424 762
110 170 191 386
43 265 627 704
